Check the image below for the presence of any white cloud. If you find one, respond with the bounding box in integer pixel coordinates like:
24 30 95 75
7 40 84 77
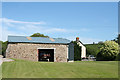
1 18 97 44
16 24 67 33
66 36 102 44
0 18 46 25
2 27 17 41
1 18 69 41
45 28 67 32
79 37 103 44
0 26 2 41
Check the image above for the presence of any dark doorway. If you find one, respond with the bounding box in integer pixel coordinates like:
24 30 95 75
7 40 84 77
38 49 54 62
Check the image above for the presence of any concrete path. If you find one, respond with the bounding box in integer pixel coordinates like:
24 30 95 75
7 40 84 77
3 58 14 62
0 55 14 64
0 55 3 65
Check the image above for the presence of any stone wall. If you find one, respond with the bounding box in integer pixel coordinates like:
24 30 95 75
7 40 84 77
6 43 68 62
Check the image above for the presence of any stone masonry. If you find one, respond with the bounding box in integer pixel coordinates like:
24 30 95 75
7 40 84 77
6 43 68 62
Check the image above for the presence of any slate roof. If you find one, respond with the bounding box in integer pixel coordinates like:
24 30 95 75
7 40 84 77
8 36 71 44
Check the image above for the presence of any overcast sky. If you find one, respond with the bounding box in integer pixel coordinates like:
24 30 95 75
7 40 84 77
1 2 118 44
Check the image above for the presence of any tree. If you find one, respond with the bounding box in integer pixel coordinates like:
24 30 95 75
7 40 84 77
112 35 119 43
0 41 8 57
2 41 8 57
96 41 119 61
98 41 104 45
0 41 2 55
72 41 81 61
30 33 49 37
85 44 103 57
118 34 120 44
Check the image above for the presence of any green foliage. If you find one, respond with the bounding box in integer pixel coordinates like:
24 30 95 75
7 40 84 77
111 35 120 44
2 41 8 57
85 44 103 57
115 53 120 61
30 33 49 37
72 41 81 61
118 34 120 45
98 41 104 45
0 41 2 55
96 41 119 61
115 46 120 61
0 41 8 57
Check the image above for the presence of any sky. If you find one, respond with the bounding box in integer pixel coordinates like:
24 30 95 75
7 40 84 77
0 2 118 44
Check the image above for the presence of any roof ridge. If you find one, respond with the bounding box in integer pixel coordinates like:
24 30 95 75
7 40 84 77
8 35 70 40
8 35 71 44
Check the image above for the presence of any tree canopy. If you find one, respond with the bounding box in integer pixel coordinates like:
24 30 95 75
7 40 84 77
30 33 49 38
112 35 119 44
96 41 119 61
85 44 103 57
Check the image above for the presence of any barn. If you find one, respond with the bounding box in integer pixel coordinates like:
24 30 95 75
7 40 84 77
6 36 74 62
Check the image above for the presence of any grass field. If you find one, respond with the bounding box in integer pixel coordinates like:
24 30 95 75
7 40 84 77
2 59 118 78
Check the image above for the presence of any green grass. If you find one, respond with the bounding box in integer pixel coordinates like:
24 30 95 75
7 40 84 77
0 64 2 79
2 59 118 78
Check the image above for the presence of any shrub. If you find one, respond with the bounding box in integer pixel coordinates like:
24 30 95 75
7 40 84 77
96 41 119 61
115 53 120 61
115 47 120 61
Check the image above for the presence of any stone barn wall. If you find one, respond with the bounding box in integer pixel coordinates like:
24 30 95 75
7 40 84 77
6 43 68 62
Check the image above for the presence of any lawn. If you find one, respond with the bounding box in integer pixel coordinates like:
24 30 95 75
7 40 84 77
2 59 118 78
